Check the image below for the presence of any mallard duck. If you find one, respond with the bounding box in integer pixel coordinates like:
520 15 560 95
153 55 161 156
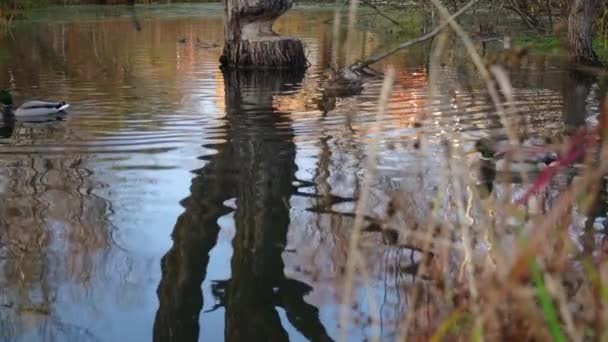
0 89 70 118
475 138 557 170
469 137 558 190
322 69 363 97
466 137 559 196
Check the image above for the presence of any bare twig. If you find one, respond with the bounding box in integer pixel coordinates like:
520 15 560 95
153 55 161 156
351 0 479 72
358 0 402 28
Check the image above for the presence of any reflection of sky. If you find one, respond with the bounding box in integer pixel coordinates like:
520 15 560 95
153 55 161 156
200 212 234 340
20 152 204 341
59 77 226 340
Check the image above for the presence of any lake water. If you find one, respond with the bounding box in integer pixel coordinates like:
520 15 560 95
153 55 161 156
0 3 604 341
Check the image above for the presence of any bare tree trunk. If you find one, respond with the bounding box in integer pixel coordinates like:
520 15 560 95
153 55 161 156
219 0 307 69
568 0 602 66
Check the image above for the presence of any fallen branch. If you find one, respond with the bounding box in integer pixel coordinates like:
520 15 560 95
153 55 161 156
350 0 479 72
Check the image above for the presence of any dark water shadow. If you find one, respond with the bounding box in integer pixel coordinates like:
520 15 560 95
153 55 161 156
153 68 332 342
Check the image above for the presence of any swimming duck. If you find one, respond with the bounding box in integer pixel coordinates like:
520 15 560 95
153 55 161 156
0 89 70 118
467 137 558 195
475 138 557 169
322 69 363 97
472 138 557 182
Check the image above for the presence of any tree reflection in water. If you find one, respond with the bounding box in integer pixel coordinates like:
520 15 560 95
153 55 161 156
0 150 114 341
154 68 332 341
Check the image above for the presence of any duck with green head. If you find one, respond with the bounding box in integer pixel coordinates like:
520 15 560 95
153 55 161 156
0 89 70 118
471 137 558 195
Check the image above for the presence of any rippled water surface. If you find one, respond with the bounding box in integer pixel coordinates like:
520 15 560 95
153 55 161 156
0 3 604 341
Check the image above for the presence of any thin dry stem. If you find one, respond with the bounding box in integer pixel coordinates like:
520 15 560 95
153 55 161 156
396 30 451 341
339 67 394 342
545 274 583 341
343 0 359 61
428 0 521 149
331 0 343 70
356 252 381 342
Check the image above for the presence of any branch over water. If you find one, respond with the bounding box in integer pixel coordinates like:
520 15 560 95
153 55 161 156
351 0 480 72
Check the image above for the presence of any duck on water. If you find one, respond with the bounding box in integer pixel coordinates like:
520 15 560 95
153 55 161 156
468 137 559 195
0 89 70 119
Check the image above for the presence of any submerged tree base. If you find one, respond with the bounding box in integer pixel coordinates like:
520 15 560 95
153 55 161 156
219 38 307 69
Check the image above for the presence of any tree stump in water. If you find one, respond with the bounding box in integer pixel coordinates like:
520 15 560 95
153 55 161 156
219 0 307 69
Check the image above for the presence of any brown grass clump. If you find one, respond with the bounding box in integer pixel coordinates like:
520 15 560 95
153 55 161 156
337 1 608 341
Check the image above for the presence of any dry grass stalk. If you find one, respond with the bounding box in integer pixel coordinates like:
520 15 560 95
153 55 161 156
339 67 394 342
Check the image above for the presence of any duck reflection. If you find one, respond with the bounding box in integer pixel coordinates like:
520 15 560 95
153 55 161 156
153 68 332 342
